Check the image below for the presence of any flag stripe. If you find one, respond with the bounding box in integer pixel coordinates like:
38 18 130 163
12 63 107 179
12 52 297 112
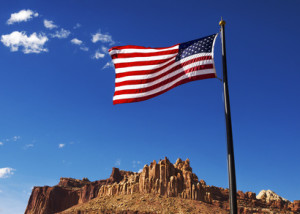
110 49 179 59
113 73 216 104
115 60 214 89
115 57 176 73
114 65 215 95
113 69 215 100
109 45 179 55
112 53 178 64
115 55 213 83
115 59 176 78
114 57 177 69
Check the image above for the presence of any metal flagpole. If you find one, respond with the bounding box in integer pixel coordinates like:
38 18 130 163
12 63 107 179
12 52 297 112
219 18 238 214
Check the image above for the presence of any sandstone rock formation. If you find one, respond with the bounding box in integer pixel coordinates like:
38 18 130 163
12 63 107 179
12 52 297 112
98 157 214 202
257 189 288 203
25 157 300 214
25 168 130 214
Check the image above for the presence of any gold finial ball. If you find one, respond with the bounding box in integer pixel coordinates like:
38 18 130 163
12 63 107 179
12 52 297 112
219 20 226 26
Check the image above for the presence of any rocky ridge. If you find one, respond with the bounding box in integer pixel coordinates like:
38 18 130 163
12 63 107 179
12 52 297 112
25 157 300 214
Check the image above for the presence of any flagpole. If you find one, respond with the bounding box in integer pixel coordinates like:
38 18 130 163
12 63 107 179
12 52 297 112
219 18 238 214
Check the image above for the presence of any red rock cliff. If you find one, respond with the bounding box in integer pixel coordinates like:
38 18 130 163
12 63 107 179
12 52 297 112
25 168 130 214
25 157 300 214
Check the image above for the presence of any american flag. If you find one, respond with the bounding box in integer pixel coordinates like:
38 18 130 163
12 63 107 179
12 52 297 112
109 34 218 104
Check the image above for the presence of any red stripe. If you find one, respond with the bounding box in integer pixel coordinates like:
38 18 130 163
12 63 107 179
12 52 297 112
115 55 212 78
109 44 178 52
115 63 214 88
114 65 214 96
116 59 176 78
114 57 175 69
113 74 216 104
111 49 178 59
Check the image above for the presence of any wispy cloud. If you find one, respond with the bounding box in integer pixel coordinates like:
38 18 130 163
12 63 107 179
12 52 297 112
2 136 21 143
71 38 82 45
101 46 109 53
0 136 21 145
44 19 58 29
80 46 89 51
58 144 65 148
1 31 48 54
7 9 38 25
93 50 105 59
102 61 114 69
71 38 88 51
0 167 15 178
12 136 21 141
115 159 121 166
51 28 70 39
132 160 141 168
73 23 81 29
24 144 34 149
138 168 143 173
92 31 114 44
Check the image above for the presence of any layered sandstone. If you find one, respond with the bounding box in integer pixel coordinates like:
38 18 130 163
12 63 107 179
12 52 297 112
25 168 130 214
25 157 300 214
98 157 214 202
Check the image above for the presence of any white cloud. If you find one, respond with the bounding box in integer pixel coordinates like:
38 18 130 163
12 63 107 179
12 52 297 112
58 144 65 148
93 47 108 60
44 19 58 29
0 167 15 178
73 23 81 29
102 61 114 69
92 31 114 44
132 160 142 168
51 28 70 39
138 168 143 173
1 31 48 54
93 50 105 59
71 38 82 45
115 159 121 166
71 38 88 51
0 189 2 193
7 9 38 25
101 46 109 53
24 144 34 149
80 46 89 51
12 136 21 141
0 142 3 146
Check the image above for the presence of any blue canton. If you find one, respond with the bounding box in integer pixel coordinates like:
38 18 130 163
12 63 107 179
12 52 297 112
175 34 216 61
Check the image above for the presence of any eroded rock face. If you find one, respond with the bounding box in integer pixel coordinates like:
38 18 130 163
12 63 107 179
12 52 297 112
289 200 300 212
25 185 80 214
25 157 300 214
257 189 288 203
25 176 118 213
97 157 210 202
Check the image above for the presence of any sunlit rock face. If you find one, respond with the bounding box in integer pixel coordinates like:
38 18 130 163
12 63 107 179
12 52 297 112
25 157 300 214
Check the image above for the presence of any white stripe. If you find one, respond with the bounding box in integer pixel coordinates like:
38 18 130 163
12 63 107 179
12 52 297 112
115 60 214 91
112 53 178 64
115 52 212 74
113 69 216 101
116 58 214 83
115 52 213 81
109 45 179 55
115 57 175 74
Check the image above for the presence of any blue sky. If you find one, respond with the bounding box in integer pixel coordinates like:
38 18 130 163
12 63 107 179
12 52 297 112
0 0 300 213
